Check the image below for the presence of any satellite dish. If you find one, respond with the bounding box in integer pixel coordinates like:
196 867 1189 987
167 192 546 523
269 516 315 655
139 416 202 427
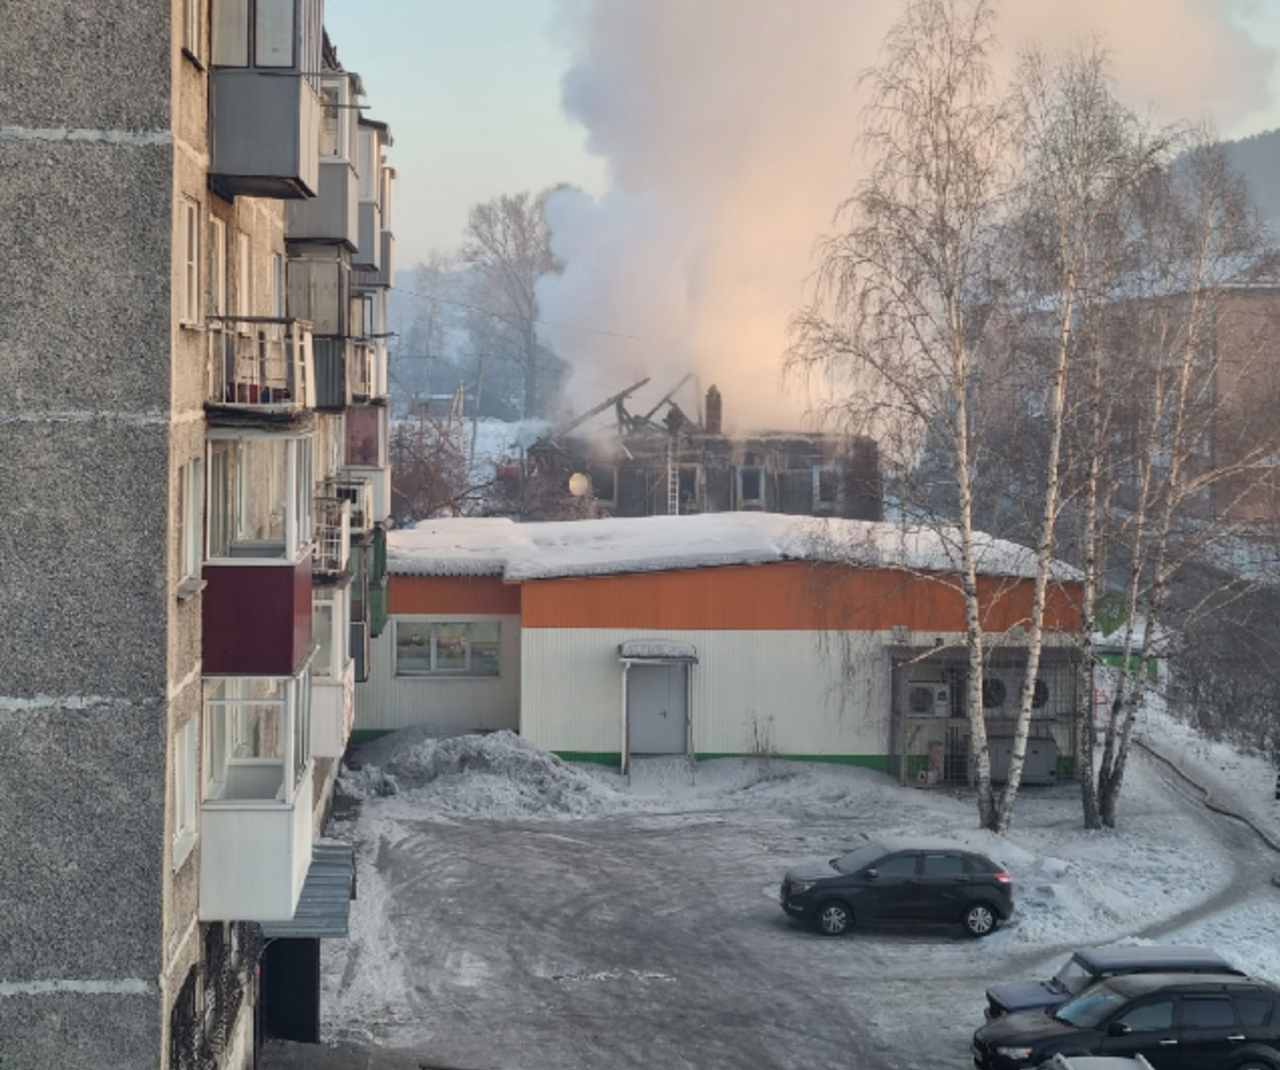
568 472 590 497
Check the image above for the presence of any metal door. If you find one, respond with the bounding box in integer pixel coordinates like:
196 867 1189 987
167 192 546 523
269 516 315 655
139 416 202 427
627 664 688 755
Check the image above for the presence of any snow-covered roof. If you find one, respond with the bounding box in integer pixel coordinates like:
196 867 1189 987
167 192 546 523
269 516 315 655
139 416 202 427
619 639 699 662
387 513 1082 584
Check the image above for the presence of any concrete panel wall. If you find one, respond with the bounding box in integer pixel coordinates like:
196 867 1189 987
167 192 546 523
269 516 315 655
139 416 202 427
355 614 521 733
520 628 894 761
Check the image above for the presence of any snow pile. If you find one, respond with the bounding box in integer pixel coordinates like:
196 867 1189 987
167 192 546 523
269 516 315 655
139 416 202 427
341 730 625 819
388 512 1080 583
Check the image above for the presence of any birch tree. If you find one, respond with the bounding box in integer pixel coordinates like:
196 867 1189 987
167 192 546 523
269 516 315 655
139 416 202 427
1090 138 1280 826
789 0 1010 828
990 47 1172 832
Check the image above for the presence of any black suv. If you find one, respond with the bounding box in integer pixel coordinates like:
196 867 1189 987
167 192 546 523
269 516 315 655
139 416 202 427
986 946 1243 1019
972 972 1280 1070
779 838 1013 937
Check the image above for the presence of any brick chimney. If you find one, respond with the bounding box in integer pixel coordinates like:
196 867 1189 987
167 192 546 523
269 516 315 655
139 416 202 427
705 385 722 434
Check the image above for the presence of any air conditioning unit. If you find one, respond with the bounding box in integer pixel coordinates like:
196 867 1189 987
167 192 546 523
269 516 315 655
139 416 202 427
981 670 1022 716
907 681 951 718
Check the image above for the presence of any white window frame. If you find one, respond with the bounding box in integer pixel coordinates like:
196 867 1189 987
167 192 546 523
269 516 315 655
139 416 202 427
173 718 197 871
181 198 200 327
311 589 349 679
205 432 314 562
178 457 204 594
394 619 502 678
236 231 252 326
209 217 227 322
202 672 312 804
182 0 202 60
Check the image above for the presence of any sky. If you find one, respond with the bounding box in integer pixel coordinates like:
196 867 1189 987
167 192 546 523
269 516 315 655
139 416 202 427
325 0 1280 430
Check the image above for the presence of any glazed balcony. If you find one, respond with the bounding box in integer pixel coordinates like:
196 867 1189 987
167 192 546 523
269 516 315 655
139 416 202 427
285 157 358 247
200 674 314 922
207 0 323 199
207 317 315 413
311 658 354 758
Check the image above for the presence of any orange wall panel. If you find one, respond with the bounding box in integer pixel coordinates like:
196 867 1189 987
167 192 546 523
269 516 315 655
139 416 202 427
519 562 1081 634
388 574 521 616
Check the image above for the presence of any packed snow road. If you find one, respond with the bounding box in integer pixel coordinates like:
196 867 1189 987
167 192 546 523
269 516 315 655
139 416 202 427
299 731 1280 1070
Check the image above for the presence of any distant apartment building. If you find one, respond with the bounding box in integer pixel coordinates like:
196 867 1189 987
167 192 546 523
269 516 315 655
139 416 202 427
0 2 394 1067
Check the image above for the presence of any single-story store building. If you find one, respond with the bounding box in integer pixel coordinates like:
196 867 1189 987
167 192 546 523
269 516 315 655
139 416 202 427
354 513 1085 784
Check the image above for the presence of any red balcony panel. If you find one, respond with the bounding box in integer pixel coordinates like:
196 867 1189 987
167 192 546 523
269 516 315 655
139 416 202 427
203 558 314 675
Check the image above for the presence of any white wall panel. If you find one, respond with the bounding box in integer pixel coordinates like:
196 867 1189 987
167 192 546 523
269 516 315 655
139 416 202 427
354 614 521 733
521 629 897 760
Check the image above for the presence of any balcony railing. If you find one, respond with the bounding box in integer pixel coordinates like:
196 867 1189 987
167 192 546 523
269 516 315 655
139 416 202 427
333 476 374 534
207 317 315 412
313 496 351 574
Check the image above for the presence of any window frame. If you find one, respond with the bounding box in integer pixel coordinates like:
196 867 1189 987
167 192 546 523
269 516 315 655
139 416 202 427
182 0 204 64
180 198 201 328
394 619 503 678
177 457 205 596
173 718 198 871
236 231 252 326
209 216 227 322
737 465 764 509
813 465 844 511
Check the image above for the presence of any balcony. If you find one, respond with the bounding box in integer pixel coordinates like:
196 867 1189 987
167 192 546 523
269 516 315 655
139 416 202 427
350 341 375 401
354 200 381 272
199 674 314 922
312 658 354 758
332 476 374 535
313 496 351 575
207 0 323 199
203 556 314 675
207 317 315 414
354 230 395 291
285 157 358 247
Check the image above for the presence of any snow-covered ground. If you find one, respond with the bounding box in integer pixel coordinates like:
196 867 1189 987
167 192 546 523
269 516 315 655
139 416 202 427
323 711 1280 1067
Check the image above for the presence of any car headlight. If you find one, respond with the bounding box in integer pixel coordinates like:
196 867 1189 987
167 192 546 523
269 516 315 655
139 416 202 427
788 880 816 895
994 1046 1034 1060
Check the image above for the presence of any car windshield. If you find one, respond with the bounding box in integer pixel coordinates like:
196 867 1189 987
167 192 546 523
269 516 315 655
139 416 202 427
1052 956 1099 996
1052 983 1127 1028
833 842 888 874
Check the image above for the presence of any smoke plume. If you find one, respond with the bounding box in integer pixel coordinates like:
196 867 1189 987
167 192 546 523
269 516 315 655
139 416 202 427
538 0 1276 431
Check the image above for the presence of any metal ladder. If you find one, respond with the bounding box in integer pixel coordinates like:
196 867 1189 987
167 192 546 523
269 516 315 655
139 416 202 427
666 437 679 515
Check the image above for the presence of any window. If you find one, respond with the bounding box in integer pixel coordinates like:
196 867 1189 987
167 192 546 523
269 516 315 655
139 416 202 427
209 217 227 322
236 232 251 322
1235 995 1277 1028
203 674 310 803
177 457 204 589
922 853 965 877
180 199 200 326
395 621 501 677
268 252 284 319
678 464 700 514
737 465 764 509
206 435 313 560
318 78 347 158
871 854 918 878
813 466 842 510
173 718 197 870
1116 999 1174 1032
1182 997 1236 1029
590 466 617 505
182 0 202 60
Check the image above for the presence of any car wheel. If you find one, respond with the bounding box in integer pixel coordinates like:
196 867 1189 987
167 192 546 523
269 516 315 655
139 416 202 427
815 900 852 936
962 902 998 938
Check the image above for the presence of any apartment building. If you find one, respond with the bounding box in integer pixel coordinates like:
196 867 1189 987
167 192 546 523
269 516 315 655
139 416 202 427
0 2 394 1067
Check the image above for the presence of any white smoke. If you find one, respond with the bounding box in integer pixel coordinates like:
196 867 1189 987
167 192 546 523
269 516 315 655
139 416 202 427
539 0 1276 431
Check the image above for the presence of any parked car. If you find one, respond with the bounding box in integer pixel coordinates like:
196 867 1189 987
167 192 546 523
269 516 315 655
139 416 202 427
971 972 1280 1070
986 945 1244 1019
778 837 1013 937
1036 1057 1155 1070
